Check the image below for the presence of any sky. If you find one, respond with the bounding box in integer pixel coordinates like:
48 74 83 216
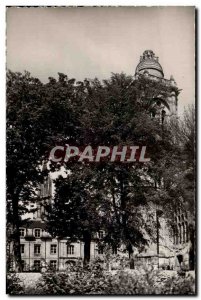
7 6 195 115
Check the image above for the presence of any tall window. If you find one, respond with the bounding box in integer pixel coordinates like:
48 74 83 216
50 260 57 270
185 222 188 242
19 228 25 237
178 224 182 244
34 229 41 238
34 245 41 254
67 245 74 255
50 244 57 254
34 260 41 271
20 244 25 254
161 109 166 124
182 222 185 244
175 227 178 244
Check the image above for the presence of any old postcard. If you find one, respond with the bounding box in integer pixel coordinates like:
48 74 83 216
6 6 196 295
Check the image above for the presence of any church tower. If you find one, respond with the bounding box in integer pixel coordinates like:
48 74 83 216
33 164 52 220
135 50 180 120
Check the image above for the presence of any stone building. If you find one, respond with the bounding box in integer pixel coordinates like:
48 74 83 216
133 50 193 270
17 220 113 272
10 176 118 272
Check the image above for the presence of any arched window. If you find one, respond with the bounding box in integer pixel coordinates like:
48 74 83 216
175 226 179 244
172 225 177 244
185 221 188 242
182 222 185 244
161 109 166 124
178 224 182 244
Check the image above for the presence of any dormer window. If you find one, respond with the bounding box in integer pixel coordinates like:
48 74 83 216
98 230 104 239
34 229 41 238
19 228 25 237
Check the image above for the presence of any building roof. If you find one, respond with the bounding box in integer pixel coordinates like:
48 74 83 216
22 220 47 230
135 50 164 78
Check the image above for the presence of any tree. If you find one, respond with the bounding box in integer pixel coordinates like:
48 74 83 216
47 73 177 266
156 105 195 223
7 71 47 271
47 167 104 265
165 105 195 269
6 71 80 270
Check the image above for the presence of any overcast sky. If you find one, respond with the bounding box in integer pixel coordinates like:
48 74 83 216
7 6 195 115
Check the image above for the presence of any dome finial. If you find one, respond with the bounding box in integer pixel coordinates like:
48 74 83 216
135 50 164 78
143 50 155 60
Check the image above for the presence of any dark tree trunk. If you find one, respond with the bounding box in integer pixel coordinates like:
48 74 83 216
128 243 134 269
11 195 22 272
189 227 195 270
119 174 135 269
83 231 91 266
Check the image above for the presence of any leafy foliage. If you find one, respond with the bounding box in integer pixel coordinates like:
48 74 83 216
34 262 195 295
6 273 24 295
6 70 82 269
47 73 176 259
7 69 195 270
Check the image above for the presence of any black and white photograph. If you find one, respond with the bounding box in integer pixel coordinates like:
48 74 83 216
6 6 196 295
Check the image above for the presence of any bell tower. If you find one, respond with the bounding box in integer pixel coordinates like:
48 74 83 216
135 50 180 120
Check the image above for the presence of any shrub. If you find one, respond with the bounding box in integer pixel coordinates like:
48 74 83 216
36 258 107 295
6 273 24 295
35 261 195 295
161 274 195 295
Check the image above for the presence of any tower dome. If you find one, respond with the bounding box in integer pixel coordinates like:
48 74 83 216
135 50 164 78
